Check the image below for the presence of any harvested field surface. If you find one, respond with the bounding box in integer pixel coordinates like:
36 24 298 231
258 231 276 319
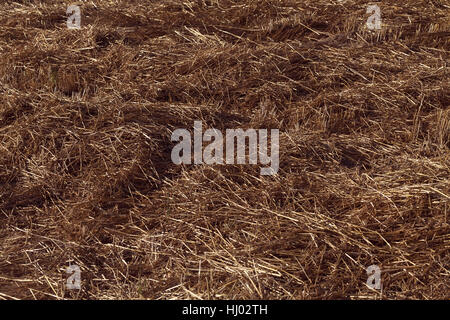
0 0 449 300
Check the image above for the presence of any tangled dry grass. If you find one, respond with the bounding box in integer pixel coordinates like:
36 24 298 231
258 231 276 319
0 0 448 300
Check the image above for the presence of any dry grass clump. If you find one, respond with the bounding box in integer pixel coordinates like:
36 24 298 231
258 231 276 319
0 0 448 299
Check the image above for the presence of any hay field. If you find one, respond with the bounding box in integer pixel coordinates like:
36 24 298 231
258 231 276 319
0 0 449 299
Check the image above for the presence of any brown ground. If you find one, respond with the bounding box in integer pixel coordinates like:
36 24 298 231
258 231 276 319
0 0 449 300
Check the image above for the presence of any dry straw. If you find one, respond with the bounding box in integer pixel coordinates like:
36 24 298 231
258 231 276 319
0 0 448 299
